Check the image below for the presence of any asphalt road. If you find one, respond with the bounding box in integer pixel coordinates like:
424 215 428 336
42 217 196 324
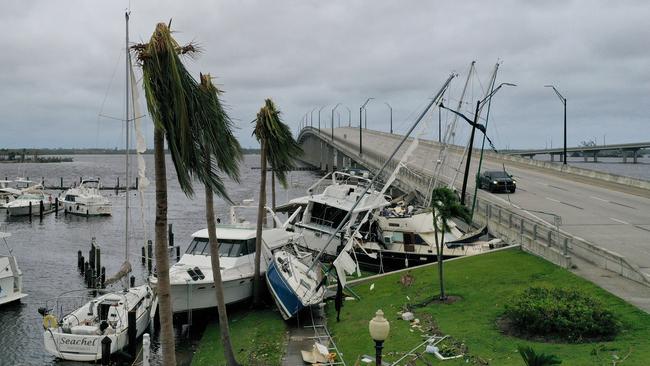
331 127 650 275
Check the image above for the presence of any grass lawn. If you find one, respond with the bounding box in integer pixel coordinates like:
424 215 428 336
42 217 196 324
327 248 650 365
191 308 288 366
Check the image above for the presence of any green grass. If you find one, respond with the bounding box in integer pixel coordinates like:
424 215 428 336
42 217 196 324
327 249 650 365
191 308 288 366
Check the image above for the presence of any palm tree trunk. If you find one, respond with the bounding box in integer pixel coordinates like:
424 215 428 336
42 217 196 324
253 141 267 307
439 220 446 300
433 212 444 300
271 169 276 228
154 128 176 365
204 153 240 366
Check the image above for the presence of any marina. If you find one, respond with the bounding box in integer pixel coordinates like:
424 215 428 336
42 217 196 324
1 2 650 365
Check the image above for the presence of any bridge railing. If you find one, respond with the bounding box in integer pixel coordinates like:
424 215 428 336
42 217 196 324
300 127 650 287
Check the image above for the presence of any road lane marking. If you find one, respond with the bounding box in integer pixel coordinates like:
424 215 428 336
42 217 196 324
634 225 650 233
545 197 583 210
548 184 569 191
545 197 561 203
609 201 637 210
609 217 630 225
590 196 608 202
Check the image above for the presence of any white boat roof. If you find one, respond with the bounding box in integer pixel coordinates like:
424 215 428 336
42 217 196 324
308 183 388 212
0 187 22 195
192 226 256 240
0 232 10 239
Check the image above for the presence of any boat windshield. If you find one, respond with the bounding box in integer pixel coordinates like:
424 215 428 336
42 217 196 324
185 237 256 257
19 194 42 200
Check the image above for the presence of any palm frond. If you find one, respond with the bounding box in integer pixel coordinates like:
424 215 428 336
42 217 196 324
252 99 302 187
133 23 242 200
430 187 471 232
518 345 562 366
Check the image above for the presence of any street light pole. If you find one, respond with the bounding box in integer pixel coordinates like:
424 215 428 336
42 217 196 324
384 102 393 134
441 83 516 205
331 103 341 142
359 98 373 156
318 105 327 134
344 106 352 127
310 107 317 128
545 85 567 165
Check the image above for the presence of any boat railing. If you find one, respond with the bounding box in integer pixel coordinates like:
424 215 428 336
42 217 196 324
43 289 126 324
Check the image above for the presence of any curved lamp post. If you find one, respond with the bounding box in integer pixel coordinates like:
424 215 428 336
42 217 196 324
344 105 352 127
440 82 516 205
310 107 318 128
318 105 327 133
544 85 567 165
359 97 374 156
369 309 390 366
331 103 342 141
384 102 393 134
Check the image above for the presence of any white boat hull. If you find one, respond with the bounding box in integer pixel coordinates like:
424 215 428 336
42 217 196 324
7 202 55 216
170 276 254 313
42 285 152 362
61 201 111 216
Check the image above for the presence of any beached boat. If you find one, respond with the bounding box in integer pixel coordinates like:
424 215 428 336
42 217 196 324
166 204 300 313
0 226 27 306
59 178 112 216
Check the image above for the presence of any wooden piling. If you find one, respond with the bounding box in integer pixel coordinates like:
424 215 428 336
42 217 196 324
100 266 106 288
176 246 180 262
168 224 174 247
28 201 32 217
39 200 44 220
77 250 82 272
147 240 153 273
101 336 111 365
54 197 59 215
141 246 146 265
127 310 137 358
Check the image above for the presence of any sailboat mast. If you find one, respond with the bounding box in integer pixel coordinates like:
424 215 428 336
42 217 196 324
124 11 131 276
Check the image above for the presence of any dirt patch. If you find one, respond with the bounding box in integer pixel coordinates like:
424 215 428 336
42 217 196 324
430 295 463 305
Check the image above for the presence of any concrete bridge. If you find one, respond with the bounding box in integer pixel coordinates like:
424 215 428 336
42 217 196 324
507 142 650 163
297 126 650 310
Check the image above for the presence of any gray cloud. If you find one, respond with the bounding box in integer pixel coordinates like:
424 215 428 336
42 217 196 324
0 0 648 149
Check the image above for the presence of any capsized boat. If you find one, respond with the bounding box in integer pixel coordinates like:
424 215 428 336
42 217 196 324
59 178 112 216
0 226 27 305
165 204 302 313
266 247 325 320
41 286 153 362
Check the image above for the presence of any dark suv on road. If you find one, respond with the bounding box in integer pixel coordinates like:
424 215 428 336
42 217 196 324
479 170 516 193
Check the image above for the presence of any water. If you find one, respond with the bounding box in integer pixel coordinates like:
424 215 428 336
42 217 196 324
0 154 319 366
533 155 650 181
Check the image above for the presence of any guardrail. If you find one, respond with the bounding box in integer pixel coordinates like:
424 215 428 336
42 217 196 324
298 127 650 287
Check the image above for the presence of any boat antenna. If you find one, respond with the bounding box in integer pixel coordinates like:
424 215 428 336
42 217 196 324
124 10 131 289
307 73 457 272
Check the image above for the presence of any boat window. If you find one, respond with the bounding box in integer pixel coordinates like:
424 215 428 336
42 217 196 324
309 202 347 228
391 232 404 243
414 234 425 244
186 238 210 255
65 195 76 202
246 238 256 255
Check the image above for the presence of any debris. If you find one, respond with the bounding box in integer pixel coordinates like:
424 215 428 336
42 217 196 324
369 283 375 291
402 312 415 321
345 296 356 301
301 342 329 364
400 271 414 287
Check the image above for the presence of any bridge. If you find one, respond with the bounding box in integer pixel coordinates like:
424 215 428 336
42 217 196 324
506 142 650 163
297 126 650 311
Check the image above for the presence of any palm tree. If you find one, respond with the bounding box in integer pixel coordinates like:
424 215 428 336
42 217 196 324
199 73 242 366
430 187 470 300
252 99 302 306
133 22 241 365
518 345 562 365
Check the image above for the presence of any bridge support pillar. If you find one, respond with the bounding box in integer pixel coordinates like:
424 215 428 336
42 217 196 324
633 149 639 164
550 154 555 162
623 149 627 163
593 151 598 162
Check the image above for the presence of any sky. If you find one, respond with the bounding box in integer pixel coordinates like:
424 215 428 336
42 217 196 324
0 0 648 150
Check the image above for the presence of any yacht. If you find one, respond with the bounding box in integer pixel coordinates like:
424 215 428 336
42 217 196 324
166 204 301 313
287 171 390 258
60 178 112 216
6 185 56 217
354 205 500 272
0 180 19 209
0 226 27 305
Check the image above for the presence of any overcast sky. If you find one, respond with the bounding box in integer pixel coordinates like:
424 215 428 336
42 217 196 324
0 0 648 149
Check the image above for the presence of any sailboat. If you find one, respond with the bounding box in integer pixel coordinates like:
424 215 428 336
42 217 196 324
266 74 457 319
0 225 27 305
40 12 153 362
